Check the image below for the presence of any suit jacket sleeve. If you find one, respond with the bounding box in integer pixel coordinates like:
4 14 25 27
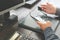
44 27 60 40
55 8 60 17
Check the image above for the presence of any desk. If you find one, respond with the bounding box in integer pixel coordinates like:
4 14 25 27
18 6 60 33
17 1 60 39
18 12 60 40
18 14 59 32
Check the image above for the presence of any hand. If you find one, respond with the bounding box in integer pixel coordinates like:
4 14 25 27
40 3 56 14
37 21 51 30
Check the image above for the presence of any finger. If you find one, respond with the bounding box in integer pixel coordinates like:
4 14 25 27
47 3 50 5
40 6 47 11
41 6 46 9
41 5 47 8
45 10 50 13
42 9 47 12
47 3 53 7
46 21 52 25
45 10 52 14
43 9 51 14
40 7 50 13
41 5 49 10
36 21 43 26
41 3 47 6
41 8 49 13
47 3 51 5
41 4 52 10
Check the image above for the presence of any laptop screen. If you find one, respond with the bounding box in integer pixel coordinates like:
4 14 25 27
0 0 23 12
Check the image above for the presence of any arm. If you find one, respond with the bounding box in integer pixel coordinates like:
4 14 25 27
37 21 60 40
44 27 60 40
41 3 60 17
55 8 60 17
41 3 60 19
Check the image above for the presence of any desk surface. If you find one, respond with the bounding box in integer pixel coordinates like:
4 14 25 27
18 4 59 32
18 13 59 32
10 0 60 39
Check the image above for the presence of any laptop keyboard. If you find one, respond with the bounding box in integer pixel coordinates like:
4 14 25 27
19 33 39 40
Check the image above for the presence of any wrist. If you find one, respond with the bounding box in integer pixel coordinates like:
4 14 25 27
52 6 56 14
55 8 60 16
42 26 50 31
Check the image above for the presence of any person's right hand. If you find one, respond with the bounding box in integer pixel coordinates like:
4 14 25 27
37 21 51 30
40 3 56 14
